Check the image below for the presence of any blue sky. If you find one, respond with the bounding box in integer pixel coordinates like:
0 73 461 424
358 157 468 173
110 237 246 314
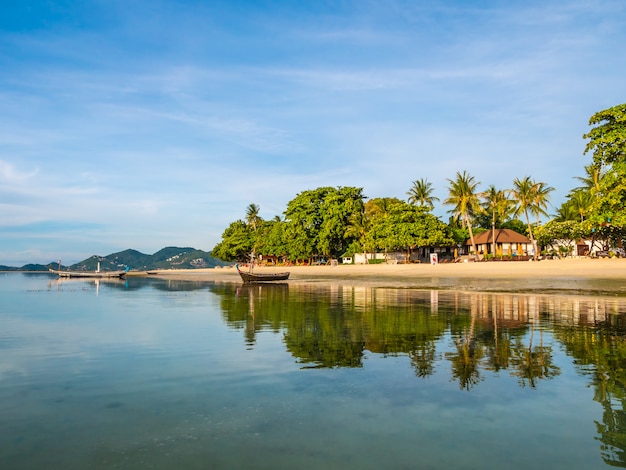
1 0 625 265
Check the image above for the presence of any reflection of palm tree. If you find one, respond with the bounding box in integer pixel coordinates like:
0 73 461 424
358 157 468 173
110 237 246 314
595 391 626 466
510 325 559 388
447 314 483 390
409 343 437 377
484 314 512 372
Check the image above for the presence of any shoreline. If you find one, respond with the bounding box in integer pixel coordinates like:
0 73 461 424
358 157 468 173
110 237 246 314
140 257 626 296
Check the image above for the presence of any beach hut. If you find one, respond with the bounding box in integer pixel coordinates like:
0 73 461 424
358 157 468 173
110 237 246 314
468 229 532 259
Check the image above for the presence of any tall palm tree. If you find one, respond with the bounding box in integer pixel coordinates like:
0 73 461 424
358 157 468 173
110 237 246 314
532 181 555 226
444 171 481 257
480 185 513 256
245 203 262 265
407 178 439 209
511 176 554 260
572 164 603 198
245 203 261 231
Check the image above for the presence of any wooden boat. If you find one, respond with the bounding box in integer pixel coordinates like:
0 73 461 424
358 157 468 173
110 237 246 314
49 269 127 279
236 264 290 283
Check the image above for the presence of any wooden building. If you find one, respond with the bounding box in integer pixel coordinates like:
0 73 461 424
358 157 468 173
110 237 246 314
468 229 533 258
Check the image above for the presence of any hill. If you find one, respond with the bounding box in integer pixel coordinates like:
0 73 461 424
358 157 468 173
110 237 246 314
0 247 229 272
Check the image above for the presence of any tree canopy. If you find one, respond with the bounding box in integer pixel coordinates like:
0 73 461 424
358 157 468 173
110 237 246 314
212 103 626 262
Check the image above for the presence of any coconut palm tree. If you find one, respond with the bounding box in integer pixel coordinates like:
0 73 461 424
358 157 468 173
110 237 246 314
532 181 555 225
553 200 578 222
511 176 554 260
569 190 594 222
407 178 439 209
572 164 603 197
444 171 481 257
245 203 262 231
345 209 370 262
480 185 513 256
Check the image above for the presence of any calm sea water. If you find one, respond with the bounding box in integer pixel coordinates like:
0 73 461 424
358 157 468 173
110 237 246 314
2 273 626 469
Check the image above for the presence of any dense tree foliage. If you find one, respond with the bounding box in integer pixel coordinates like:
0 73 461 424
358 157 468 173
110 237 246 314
366 200 454 260
212 220 253 262
583 103 626 229
283 186 365 261
212 104 626 262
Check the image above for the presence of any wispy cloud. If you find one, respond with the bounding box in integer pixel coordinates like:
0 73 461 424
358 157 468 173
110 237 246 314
0 0 624 265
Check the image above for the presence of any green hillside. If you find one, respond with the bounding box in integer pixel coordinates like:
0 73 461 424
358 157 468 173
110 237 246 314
0 247 229 271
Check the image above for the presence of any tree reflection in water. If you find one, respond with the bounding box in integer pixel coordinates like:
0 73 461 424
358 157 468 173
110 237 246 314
211 282 626 467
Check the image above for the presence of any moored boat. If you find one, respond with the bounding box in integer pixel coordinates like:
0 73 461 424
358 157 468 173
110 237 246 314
236 264 290 283
49 269 127 279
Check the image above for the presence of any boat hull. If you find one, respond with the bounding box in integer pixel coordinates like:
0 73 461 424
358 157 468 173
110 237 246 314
236 265 290 283
50 269 127 279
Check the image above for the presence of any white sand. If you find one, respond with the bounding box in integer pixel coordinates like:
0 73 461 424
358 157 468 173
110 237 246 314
144 257 626 294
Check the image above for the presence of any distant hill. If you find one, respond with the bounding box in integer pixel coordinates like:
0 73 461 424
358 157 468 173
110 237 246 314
0 247 229 272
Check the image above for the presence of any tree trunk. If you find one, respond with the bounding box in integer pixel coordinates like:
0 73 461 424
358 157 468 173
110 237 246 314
524 210 538 261
465 214 477 259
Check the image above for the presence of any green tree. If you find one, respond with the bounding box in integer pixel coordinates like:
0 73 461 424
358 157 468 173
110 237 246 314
283 187 330 261
318 186 365 259
511 176 554 260
480 185 513 256
255 218 286 259
572 164 603 197
569 190 594 222
366 201 453 261
407 178 439 209
536 220 585 257
283 186 365 261
584 103 626 167
245 203 262 230
583 103 626 230
212 220 253 262
345 209 371 261
444 171 481 257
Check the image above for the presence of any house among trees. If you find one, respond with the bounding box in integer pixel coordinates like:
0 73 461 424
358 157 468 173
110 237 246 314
469 228 532 259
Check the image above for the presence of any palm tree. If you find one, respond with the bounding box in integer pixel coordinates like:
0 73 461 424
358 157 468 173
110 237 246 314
553 200 578 222
480 185 513 256
345 210 370 262
407 178 439 209
532 181 555 226
444 171 481 257
511 176 554 260
572 164 603 197
569 190 594 222
245 203 261 231
244 203 262 265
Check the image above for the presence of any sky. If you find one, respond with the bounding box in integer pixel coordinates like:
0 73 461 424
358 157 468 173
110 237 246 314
1 0 625 266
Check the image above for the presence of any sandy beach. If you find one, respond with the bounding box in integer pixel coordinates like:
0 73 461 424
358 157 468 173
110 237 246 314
143 257 626 295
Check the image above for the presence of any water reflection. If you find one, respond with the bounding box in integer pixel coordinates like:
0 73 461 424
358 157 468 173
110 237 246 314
211 283 626 467
215 283 622 379
37 276 626 467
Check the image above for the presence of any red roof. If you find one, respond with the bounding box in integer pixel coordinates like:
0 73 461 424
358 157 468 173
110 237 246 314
467 228 531 245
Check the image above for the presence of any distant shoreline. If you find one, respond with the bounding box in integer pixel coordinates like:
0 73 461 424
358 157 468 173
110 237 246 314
141 257 626 296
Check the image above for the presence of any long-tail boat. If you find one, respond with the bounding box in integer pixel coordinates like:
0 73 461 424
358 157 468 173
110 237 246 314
236 264 289 283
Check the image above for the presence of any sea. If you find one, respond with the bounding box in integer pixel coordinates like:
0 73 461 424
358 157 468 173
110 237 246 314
1 272 626 469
